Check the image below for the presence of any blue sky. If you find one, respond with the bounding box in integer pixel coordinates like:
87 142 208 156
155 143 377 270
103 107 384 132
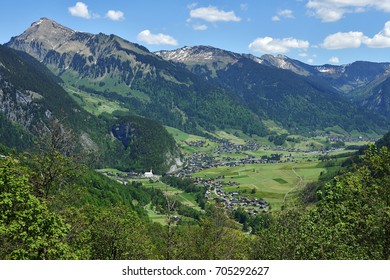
1 0 390 65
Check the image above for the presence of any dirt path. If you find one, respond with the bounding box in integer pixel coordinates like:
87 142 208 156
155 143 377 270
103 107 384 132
283 167 303 205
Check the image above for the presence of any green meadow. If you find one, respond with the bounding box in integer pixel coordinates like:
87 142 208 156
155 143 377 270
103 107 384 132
193 162 325 210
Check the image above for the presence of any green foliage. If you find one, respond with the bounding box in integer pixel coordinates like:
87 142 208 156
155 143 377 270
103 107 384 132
268 134 288 146
88 206 155 260
0 114 34 151
111 115 179 174
0 158 73 259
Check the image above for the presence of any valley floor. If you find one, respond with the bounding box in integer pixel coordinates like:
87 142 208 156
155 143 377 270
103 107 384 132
98 128 371 223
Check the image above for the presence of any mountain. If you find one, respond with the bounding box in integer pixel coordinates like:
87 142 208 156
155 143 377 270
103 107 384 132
0 43 179 173
6 18 268 136
7 18 389 136
251 54 390 118
257 54 390 93
358 77 390 117
156 46 389 135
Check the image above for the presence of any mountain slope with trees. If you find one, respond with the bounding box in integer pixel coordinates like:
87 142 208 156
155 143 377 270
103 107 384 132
0 43 179 174
158 46 389 135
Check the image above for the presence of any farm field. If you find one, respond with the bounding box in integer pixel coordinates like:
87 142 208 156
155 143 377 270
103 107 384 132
193 162 325 210
139 179 202 224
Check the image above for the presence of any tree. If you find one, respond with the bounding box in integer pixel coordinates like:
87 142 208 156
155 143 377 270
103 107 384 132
28 120 83 204
183 206 250 259
88 206 155 260
0 158 73 259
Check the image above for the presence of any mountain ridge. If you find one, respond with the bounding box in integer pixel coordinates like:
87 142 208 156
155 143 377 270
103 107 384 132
6 18 390 136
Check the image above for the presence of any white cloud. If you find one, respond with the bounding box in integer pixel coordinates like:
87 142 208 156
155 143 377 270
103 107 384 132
322 21 390 49
322 31 365 49
189 6 241 22
306 0 390 22
272 9 295 21
364 21 390 48
137 30 178 46
68 2 91 19
279 9 295 18
249 37 309 54
106 10 125 21
329 56 340 63
192 24 208 31
364 33 390 48
307 58 314 64
298 52 308 57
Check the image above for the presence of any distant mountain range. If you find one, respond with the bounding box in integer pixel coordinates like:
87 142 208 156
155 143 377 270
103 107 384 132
157 46 390 116
4 18 390 137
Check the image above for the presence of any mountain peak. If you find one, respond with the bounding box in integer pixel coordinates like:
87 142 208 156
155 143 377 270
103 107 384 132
155 45 241 66
28 17 75 34
7 18 76 55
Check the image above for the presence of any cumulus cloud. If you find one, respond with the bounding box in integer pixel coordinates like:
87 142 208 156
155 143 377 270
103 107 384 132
307 0 390 22
249 37 309 53
189 6 241 22
272 9 295 21
137 30 178 46
322 21 390 49
329 56 340 63
106 10 125 21
68 2 91 19
364 21 390 48
322 31 365 49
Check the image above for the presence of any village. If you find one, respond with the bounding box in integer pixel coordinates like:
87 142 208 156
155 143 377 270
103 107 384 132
176 139 281 177
98 133 371 218
195 176 270 216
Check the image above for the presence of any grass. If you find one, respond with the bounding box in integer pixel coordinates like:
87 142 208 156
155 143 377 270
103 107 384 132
65 85 127 116
140 179 202 212
193 162 325 210
144 203 167 225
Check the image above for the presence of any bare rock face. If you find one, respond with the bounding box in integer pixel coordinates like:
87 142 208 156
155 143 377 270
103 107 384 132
7 18 158 80
7 18 76 61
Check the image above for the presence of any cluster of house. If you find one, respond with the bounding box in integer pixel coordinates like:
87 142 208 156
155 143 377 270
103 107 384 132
326 135 375 143
176 150 283 177
212 140 261 155
184 140 208 147
194 176 269 215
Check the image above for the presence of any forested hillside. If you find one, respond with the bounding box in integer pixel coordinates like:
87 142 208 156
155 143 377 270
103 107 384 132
0 44 179 174
157 46 389 135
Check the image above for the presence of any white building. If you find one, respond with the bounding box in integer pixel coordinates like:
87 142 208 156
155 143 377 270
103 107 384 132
144 169 154 178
